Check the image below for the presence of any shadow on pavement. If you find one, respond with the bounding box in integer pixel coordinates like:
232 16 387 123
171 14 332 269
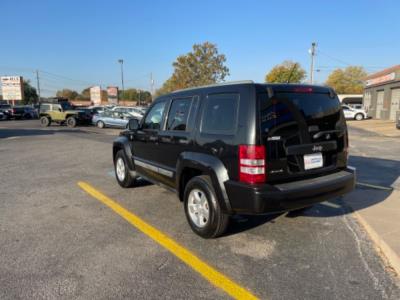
0 128 57 138
227 155 399 234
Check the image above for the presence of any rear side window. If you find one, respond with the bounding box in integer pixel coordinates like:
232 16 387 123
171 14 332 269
167 97 192 131
201 93 239 134
40 104 51 112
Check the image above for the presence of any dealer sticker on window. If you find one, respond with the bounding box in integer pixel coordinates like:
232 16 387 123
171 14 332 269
304 153 323 170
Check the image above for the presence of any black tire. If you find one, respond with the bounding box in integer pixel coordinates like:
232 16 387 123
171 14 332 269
40 116 51 127
66 116 77 128
183 175 229 238
114 150 137 188
354 113 364 121
97 120 105 129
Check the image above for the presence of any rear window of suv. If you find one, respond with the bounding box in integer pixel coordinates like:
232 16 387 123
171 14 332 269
201 93 239 135
259 92 340 132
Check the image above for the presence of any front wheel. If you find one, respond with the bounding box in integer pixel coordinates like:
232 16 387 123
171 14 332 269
184 175 229 238
97 121 105 128
114 150 137 188
66 116 77 127
355 113 364 121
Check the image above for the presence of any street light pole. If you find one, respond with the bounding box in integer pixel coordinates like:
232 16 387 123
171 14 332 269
309 42 316 84
118 59 124 98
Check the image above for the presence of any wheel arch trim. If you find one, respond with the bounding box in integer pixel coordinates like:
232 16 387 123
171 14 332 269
176 152 232 213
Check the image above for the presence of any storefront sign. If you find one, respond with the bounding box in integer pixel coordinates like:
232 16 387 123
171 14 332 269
365 72 396 87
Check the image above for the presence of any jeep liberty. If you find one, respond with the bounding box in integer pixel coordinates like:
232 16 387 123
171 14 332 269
113 81 355 238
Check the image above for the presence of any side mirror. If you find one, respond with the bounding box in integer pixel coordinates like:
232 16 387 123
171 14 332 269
128 118 139 131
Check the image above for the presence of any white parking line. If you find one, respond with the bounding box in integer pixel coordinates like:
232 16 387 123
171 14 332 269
356 182 393 191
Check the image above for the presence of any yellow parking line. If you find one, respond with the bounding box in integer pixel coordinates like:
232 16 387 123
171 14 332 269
77 181 259 300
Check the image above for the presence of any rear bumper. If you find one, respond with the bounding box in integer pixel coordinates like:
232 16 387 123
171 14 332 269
225 168 356 214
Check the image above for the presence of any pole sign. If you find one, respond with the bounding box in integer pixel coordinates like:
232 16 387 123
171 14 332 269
1 76 24 100
90 86 102 105
107 86 118 104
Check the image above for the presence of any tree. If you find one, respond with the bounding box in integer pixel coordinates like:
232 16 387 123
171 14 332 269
326 66 367 94
156 42 229 96
22 80 39 104
265 60 307 83
119 88 152 103
56 89 79 100
79 88 91 100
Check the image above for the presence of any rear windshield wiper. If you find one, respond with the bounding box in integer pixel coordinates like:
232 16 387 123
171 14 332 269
312 130 342 139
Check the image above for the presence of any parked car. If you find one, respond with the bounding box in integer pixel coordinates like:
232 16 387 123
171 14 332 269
396 115 400 129
11 106 39 119
0 111 6 120
341 104 368 120
111 106 144 120
88 105 105 115
92 110 132 129
0 104 13 119
112 82 356 238
39 102 92 127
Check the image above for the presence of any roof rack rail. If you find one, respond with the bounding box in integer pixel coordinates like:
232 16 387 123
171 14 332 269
170 80 254 94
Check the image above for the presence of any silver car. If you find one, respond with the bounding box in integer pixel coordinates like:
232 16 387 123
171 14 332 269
92 111 132 129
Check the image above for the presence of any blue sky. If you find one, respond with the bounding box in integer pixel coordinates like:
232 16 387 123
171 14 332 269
1 0 399 96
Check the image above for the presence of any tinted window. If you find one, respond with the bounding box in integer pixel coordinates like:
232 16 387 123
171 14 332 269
259 92 341 133
143 101 167 130
201 93 239 134
40 104 51 112
167 98 192 131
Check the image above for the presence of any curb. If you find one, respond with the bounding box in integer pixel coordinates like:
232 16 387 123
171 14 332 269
352 211 400 277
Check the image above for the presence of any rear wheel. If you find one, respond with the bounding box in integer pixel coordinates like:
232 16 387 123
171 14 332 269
40 116 51 127
66 116 77 127
97 120 105 128
184 175 229 238
114 150 137 188
355 113 364 121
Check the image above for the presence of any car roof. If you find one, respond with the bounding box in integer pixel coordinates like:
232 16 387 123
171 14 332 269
154 81 334 102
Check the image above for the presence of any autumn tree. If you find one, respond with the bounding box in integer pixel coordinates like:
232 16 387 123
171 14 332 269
325 66 367 94
22 80 39 104
56 89 79 100
156 42 229 96
265 60 307 83
79 88 91 100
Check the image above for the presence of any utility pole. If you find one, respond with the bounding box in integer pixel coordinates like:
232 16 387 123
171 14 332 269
309 42 316 84
36 70 41 104
150 72 154 96
118 59 124 96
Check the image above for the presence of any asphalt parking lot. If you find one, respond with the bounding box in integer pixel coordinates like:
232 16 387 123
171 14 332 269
1 120 400 299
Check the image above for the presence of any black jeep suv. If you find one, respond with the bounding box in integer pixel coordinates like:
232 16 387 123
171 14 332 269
113 81 355 238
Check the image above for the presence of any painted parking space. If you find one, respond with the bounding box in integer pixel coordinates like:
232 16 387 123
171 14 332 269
78 181 259 300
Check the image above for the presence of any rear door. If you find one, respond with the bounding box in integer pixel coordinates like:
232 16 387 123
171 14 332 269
258 87 348 182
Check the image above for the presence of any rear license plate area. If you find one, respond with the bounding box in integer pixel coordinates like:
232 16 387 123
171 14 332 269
304 153 323 170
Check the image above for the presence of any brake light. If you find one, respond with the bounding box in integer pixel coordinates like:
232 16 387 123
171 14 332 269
239 145 266 184
293 87 313 93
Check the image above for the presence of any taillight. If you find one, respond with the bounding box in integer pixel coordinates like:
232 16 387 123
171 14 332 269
239 145 266 184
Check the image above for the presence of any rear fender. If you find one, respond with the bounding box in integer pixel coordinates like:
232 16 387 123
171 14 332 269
176 152 232 214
